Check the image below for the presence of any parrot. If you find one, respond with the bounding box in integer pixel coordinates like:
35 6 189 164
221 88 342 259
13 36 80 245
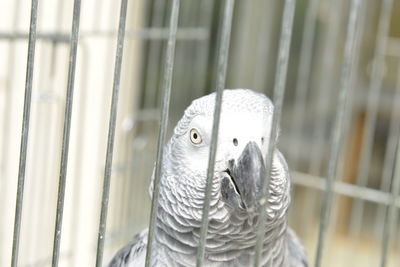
108 89 308 267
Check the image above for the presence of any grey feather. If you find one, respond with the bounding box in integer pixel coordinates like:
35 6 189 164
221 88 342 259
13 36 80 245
287 228 308 267
108 230 147 267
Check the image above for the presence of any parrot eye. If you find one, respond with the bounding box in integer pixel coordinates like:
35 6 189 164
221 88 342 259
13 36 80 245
190 128 202 144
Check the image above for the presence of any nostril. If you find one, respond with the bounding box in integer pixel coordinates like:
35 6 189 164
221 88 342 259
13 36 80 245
261 137 264 144
233 138 238 146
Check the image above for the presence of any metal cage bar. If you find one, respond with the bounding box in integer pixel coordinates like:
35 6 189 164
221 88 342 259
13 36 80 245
314 0 362 266
380 140 400 267
95 0 129 266
375 72 400 238
51 0 82 266
349 0 394 237
253 0 273 92
327 3 368 260
308 0 344 177
300 0 344 240
10 0 39 266
2 1 400 266
145 0 180 265
196 0 235 265
0 28 208 43
289 0 319 168
253 0 296 266
291 172 400 207
379 62 400 267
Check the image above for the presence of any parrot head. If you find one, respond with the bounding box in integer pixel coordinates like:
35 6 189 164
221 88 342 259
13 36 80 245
162 89 276 216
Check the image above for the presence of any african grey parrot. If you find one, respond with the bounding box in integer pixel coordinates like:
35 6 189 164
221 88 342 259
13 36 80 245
108 89 307 267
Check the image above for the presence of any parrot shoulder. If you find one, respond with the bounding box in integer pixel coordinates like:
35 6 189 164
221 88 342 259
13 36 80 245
287 227 308 267
108 229 148 267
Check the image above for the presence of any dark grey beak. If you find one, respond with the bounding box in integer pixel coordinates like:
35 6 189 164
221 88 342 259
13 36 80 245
221 141 265 212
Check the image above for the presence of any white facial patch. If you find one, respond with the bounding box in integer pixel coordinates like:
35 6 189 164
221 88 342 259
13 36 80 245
176 110 271 176
216 111 271 164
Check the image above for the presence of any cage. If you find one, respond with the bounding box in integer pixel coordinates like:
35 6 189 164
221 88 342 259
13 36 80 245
0 0 400 266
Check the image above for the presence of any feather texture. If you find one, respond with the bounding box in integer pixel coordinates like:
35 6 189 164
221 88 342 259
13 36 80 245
108 89 307 267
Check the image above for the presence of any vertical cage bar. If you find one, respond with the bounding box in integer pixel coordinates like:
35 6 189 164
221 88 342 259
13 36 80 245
95 0 129 265
93 0 121 183
379 65 400 267
10 0 39 266
308 0 344 176
289 0 319 167
51 0 82 266
300 0 344 240
69 43 89 266
196 0 235 266
348 0 394 236
328 2 367 259
143 0 168 109
145 0 180 266
191 0 213 97
253 0 273 92
253 0 297 266
314 0 362 266
375 78 400 237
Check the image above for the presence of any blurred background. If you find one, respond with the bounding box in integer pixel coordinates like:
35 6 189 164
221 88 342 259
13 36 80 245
1 0 400 266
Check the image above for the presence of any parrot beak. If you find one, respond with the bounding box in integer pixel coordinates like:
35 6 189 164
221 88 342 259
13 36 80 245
222 141 265 212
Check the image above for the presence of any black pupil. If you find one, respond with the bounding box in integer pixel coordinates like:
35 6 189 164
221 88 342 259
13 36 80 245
193 133 198 139
233 138 238 146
